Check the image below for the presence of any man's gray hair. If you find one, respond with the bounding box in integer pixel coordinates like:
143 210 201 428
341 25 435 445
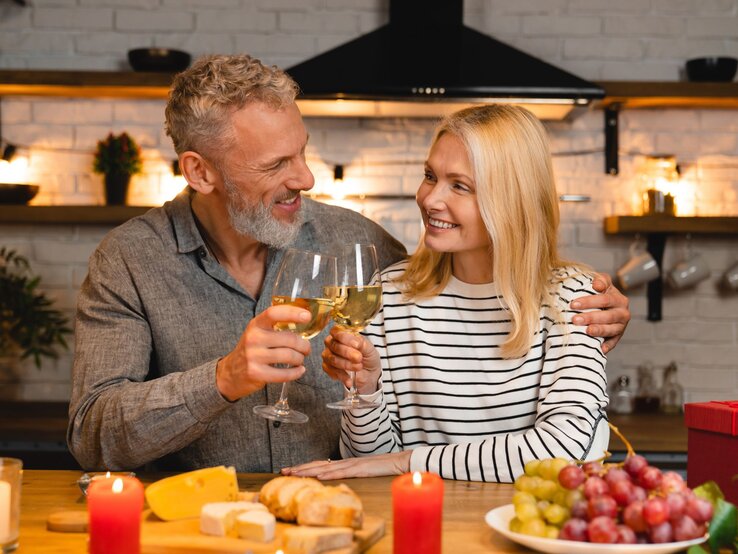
165 54 299 161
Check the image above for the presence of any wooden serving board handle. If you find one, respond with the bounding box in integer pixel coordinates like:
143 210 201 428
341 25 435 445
46 511 88 533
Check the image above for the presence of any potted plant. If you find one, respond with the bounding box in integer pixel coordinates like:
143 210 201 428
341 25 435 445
92 132 142 205
0 247 71 375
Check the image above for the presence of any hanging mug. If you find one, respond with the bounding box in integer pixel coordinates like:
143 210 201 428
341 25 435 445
668 242 710 290
617 240 660 290
722 261 738 291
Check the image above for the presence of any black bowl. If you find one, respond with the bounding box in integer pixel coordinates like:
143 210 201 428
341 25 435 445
685 57 738 82
128 48 191 73
0 183 39 204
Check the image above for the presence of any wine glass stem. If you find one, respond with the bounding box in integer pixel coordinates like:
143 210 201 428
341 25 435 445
347 371 359 402
346 328 362 403
275 382 291 415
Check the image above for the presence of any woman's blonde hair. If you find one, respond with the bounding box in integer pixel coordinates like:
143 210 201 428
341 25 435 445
165 54 299 163
401 104 580 358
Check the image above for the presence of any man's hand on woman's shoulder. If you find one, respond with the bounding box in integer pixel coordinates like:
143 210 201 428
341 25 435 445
569 272 631 354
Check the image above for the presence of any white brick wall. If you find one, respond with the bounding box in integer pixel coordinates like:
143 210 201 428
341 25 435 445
0 0 737 401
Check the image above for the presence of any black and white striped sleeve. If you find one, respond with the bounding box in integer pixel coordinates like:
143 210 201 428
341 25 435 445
339 289 404 459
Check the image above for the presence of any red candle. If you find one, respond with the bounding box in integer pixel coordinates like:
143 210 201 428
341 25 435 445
88 475 144 554
392 471 444 554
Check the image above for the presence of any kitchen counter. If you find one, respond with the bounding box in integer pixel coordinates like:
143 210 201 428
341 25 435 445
0 402 688 471
0 402 688 451
607 412 687 453
0 401 78 470
17 470 521 553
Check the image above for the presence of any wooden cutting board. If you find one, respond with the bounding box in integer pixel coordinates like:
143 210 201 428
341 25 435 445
140 512 385 554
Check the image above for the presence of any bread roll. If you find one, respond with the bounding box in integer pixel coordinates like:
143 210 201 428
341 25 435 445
258 476 364 529
259 475 291 514
296 484 363 530
273 477 322 521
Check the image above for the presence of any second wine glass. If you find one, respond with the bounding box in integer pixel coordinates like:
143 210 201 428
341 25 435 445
253 249 337 424
327 243 383 410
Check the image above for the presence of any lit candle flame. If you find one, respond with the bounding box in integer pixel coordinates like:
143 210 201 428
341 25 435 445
112 478 123 494
275 550 285 554
105 471 111 478
412 471 422 486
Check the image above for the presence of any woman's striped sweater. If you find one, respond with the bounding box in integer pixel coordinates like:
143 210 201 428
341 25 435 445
340 260 609 482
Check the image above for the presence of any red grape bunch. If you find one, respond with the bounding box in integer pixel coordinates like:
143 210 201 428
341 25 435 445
511 454 713 544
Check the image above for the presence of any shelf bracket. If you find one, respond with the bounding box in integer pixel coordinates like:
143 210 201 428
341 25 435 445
646 233 667 321
604 105 620 176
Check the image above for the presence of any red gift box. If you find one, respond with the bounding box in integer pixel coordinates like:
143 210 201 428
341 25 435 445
685 401 738 504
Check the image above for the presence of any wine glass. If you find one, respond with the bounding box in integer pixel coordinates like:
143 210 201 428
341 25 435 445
326 243 383 410
253 249 337 424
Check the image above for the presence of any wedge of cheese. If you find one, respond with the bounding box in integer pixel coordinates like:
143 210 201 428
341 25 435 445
236 510 276 542
199 501 268 537
145 466 239 521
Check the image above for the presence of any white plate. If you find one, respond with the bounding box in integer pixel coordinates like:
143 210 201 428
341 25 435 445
485 505 708 554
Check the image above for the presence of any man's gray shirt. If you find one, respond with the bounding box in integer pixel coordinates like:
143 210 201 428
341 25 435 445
67 190 406 472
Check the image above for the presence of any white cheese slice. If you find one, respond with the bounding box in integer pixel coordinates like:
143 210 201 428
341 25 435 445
236 510 276 542
199 501 269 536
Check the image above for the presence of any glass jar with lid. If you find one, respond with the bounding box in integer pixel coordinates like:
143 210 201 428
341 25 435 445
635 362 661 413
660 362 684 414
639 155 678 216
609 375 635 415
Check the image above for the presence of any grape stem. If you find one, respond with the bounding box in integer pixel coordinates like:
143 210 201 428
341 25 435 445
608 421 636 458
573 423 635 465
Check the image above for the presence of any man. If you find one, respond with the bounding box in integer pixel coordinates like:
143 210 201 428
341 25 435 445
67 54 630 472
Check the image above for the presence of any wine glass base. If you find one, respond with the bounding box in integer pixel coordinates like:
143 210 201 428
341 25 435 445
326 397 380 410
253 404 309 424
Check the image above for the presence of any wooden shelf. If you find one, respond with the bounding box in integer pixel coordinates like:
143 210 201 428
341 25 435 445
0 70 173 99
604 215 738 322
0 205 151 224
1 71 738 110
604 215 738 235
598 81 738 110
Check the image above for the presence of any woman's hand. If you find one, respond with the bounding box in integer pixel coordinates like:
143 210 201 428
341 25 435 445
321 327 382 394
570 272 631 354
282 451 412 480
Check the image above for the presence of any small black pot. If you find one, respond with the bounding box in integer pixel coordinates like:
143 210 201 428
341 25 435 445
685 57 738 82
128 48 191 73
0 183 39 204
104 173 131 205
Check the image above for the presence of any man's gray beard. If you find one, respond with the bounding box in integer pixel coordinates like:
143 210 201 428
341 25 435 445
223 176 303 249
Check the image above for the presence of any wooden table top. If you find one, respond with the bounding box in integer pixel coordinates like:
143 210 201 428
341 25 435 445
17 470 524 553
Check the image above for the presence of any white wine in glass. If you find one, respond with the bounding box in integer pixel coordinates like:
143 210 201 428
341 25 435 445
253 249 337 424
327 243 383 410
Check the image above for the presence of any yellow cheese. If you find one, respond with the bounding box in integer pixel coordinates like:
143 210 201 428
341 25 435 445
145 466 239 521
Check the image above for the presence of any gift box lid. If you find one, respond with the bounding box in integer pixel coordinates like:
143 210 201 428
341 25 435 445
685 401 738 436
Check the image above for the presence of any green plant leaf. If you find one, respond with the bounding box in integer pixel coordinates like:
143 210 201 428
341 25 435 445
707 498 738 553
695 481 726 505
0 248 70 368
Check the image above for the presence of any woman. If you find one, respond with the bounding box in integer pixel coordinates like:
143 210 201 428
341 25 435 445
285 105 609 483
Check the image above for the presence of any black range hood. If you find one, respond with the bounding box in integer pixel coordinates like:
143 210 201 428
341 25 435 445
287 0 604 120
